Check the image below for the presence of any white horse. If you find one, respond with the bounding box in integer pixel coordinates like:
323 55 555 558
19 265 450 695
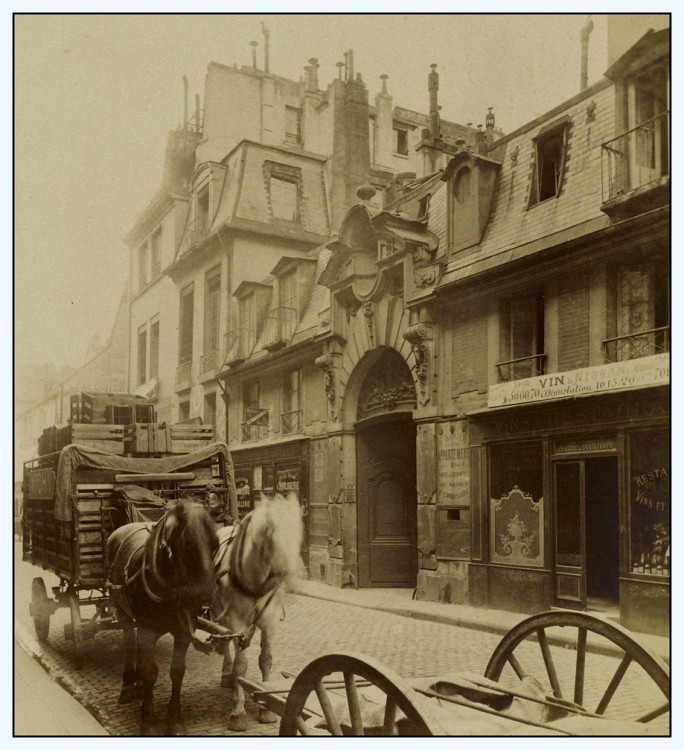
212 491 304 731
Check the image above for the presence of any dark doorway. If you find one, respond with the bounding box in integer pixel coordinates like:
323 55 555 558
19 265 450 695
585 457 619 602
356 417 417 587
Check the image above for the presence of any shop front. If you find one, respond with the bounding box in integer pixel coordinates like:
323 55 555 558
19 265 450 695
230 438 310 570
467 387 669 636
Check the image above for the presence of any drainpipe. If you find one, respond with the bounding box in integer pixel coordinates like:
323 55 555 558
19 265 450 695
581 16 594 91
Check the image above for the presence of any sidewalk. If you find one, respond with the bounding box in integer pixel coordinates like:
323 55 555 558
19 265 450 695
290 579 671 664
14 637 109 736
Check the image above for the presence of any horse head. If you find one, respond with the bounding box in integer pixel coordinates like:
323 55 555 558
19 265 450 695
251 491 304 581
154 499 219 606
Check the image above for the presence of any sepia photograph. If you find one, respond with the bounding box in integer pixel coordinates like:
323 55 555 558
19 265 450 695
13 7 671 738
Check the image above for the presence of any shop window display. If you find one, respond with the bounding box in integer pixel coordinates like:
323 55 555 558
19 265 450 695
629 430 670 576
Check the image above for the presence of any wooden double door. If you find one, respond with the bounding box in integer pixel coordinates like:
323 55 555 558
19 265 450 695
357 418 417 588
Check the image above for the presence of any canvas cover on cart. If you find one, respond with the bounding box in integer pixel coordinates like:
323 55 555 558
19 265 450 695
54 441 237 521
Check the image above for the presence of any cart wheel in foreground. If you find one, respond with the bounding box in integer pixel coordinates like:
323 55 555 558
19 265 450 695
279 651 443 736
30 577 50 642
68 592 84 669
484 610 669 724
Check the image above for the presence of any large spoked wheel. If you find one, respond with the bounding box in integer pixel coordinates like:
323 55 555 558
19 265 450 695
29 577 50 642
484 610 670 724
68 592 84 669
279 652 443 736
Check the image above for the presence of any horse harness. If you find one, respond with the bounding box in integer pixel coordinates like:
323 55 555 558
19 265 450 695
213 512 285 651
107 515 185 621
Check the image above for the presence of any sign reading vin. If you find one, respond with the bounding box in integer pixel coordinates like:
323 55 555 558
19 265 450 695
488 353 669 408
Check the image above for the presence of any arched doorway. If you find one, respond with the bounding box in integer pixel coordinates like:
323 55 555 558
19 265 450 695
355 350 417 588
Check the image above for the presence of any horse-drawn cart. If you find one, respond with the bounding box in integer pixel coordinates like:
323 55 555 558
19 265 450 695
22 438 237 668
238 610 670 736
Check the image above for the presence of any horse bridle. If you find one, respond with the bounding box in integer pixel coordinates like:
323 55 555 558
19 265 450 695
214 513 284 650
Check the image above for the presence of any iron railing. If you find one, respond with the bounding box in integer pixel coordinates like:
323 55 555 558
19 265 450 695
496 353 546 383
200 349 218 374
280 409 302 435
601 111 669 202
224 328 256 364
603 326 670 363
175 359 192 384
263 307 297 349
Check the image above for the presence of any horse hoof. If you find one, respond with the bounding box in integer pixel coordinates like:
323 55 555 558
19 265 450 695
166 722 187 736
258 708 279 724
141 722 161 737
228 712 250 732
118 686 138 704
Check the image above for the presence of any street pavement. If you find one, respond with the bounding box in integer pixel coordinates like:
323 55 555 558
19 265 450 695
14 542 670 737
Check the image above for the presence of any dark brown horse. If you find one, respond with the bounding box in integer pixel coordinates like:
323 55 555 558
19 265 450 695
106 499 218 735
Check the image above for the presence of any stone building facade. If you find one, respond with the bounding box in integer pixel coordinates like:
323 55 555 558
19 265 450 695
218 22 670 636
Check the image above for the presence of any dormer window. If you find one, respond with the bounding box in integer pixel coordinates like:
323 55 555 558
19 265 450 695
196 184 209 241
417 193 431 220
454 168 472 203
378 239 395 259
394 127 409 156
265 162 302 222
528 118 571 206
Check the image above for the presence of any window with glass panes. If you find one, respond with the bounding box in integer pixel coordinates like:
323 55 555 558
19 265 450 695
204 268 220 354
137 324 147 385
149 318 159 379
179 284 194 364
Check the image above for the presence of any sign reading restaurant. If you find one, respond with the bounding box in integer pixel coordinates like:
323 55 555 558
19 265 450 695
488 354 669 408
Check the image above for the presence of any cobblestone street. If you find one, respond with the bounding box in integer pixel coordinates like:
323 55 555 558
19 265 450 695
15 544 668 737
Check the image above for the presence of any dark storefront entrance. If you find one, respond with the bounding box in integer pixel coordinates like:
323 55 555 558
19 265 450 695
356 417 417 588
553 457 619 609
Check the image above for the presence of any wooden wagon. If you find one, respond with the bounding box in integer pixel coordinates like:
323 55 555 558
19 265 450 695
238 610 670 736
22 438 237 667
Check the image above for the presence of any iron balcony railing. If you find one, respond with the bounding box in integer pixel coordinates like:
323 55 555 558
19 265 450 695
262 307 297 350
182 217 210 251
175 358 192 384
224 328 256 364
280 409 302 435
200 349 218 374
603 326 670 364
496 353 546 383
601 111 670 202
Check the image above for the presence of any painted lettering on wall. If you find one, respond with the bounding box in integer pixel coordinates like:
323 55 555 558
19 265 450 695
437 421 469 505
488 353 669 408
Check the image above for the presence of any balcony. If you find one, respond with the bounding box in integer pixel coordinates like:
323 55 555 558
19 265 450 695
224 328 256 366
175 358 192 387
601 111 669 216
182 217 210 252
262 307 297 351
496 354 545 383
280 409 303 436
603 326 670 364
200 349 218 375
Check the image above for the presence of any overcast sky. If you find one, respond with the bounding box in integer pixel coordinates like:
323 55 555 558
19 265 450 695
13 9 655 373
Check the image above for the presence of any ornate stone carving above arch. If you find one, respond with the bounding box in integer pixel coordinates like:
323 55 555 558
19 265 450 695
357 349 416 421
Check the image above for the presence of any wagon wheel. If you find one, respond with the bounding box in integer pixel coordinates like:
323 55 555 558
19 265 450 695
279 651 444 736
68 592 84 669
29 577 50 642
484 610 669 723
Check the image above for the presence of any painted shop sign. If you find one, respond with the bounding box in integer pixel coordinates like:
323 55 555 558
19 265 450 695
488 354 669 408
555 438 616 454
437 421 469 505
